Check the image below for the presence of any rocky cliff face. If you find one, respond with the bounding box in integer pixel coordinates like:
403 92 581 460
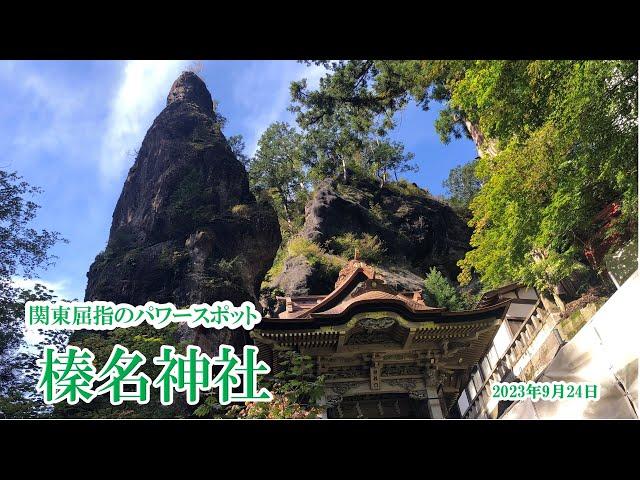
268 174 471 300
84 71 281 347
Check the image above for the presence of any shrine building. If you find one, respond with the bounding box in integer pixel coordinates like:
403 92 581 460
252 254 511 418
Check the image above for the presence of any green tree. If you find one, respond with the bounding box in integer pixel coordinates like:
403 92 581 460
227 134 250 168
0 170 67 417
248 122 309 235
443 159 482 209
0 284 70 418
422 267 465 311
299 108 365 183
361 137 417 186
290 61 478 150
331 233 385 264
194 349 324 419
292 69 420 187
238 350 324 419
293 60 638 293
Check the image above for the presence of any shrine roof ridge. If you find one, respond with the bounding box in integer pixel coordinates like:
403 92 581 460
263 255 513 329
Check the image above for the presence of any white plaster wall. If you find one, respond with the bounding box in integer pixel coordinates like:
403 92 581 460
502 271 639 419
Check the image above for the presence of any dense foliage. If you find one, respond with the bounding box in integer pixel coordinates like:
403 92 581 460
247 122 309 237
292 60 638 293
0 170 67 417
54 323 194 418
194 350 324 419
4 61 637 418
330 232 386 264
442 159 482 209
422 267 466 311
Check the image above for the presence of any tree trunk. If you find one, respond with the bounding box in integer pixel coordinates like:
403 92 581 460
341 156 348 182
379 170 387 188
462 118 498 158
278 189 292 227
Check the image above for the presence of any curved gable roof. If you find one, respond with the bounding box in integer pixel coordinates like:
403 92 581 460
312 290 444 318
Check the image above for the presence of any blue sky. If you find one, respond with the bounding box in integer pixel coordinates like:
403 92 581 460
0 60 476 301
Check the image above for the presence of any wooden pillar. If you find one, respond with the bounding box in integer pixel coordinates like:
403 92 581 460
426 386 444 419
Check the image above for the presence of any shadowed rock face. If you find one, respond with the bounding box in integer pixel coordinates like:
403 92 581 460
84 71 281 347
166 71 214 113
270 174 471 298
303 177 471 276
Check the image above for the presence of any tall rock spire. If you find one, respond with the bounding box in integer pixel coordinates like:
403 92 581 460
83 71 281 347
166 71 214 114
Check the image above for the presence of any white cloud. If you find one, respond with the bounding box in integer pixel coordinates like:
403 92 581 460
22 71 87 114
0 62 94 166
232 61 326 155
11 276 77 301
99 60 191 182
